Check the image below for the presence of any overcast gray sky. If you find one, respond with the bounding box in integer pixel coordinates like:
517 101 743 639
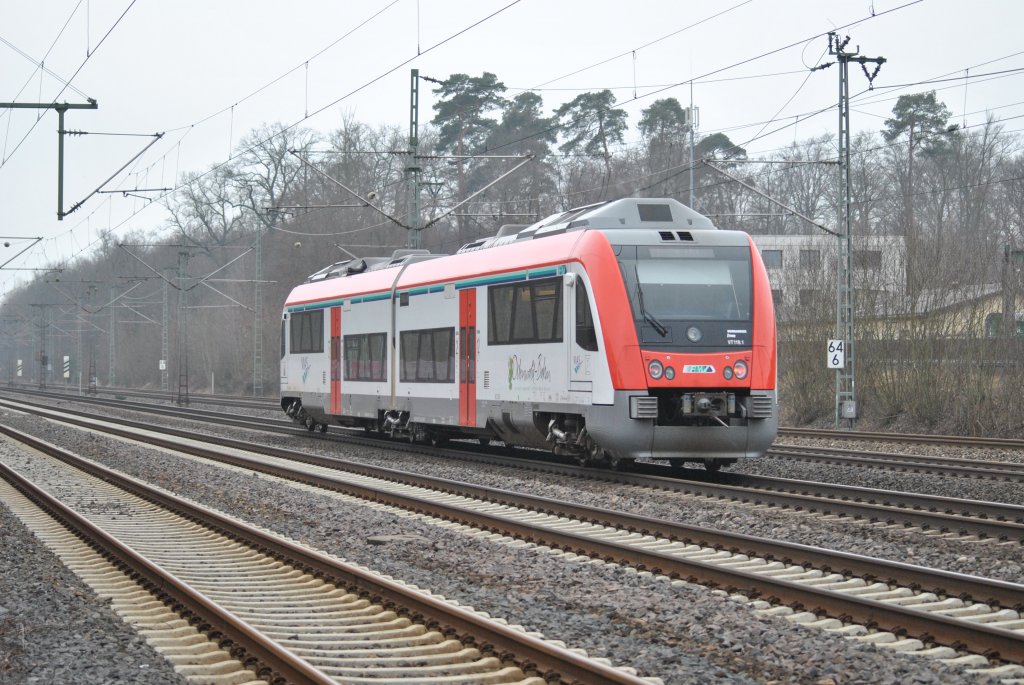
1 0 1022 296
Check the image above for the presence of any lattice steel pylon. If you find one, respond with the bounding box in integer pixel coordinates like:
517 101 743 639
162 268 171 392
829 33 884 429
108 285 117 389
252 230 263 397
38 308 48 390
176 251 190 406
87 356 97 394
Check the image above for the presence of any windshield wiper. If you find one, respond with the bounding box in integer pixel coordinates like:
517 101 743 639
633 265 668 337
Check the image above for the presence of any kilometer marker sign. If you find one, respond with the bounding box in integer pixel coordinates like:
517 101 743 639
827 339 845 368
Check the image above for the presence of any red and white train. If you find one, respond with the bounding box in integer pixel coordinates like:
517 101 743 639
280 197 777 470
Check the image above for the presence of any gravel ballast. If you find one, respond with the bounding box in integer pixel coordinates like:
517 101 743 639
1 403 1014 684
0 489 187 684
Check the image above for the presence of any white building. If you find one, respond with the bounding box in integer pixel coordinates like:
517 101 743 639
750 234 906 319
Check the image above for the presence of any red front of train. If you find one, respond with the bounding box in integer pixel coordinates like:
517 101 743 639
546 224 777 468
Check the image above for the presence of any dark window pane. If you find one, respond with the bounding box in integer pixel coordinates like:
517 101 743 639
343 333 387 381
459 327 467 382
355 337 367 379
432 329 452 381
417 331 434 380
637 203 672 222
575 285 598 351
289 311 324 354
489 286 513 344
399 328 455 382
400 332 418 381
762 249 783 268
489 278 563 345
799 289 819 307
370 333 386 381
331 338 340 381
534 282 559 340
344 337 358 380
799 249 820 269
854 250 882 268
511 284 534 341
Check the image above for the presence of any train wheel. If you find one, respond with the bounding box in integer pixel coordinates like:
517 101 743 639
305 417 317 432
605 453 625 471
669 458 685 469
703 459 721 472
318 423 328 433
477 438 491 447
576 439 605 468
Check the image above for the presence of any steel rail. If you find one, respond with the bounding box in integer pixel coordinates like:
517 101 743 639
4 410 1023 664
0 459 336 685
23 404 1023 607
4 382 274 410
779 427 1024 450
769 444 1024 481
0 423 653 685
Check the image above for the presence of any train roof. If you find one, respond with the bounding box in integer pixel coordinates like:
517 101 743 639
456 197 716 254
288 198 742 308
302 198 716 285
286 230 597 309
305 249 446 284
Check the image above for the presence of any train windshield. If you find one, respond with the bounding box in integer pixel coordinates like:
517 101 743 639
622 245 752 322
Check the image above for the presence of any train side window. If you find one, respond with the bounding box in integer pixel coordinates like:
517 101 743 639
400 327 455 382
489 286 513 343
487 277 563 345
343 332 386 381
575 285 599 351
281 318 287 358
289 310 324 354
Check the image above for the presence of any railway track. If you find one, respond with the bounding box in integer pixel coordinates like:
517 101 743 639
767 443 1024 482
5 386 1022 488
0 424 651 685
4 393 1022 546
9 382 276 410
778 427 1024 450
17 385 1024 453
2 402 1023 676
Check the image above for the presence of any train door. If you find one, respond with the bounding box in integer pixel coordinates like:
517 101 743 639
330 307 341 415
458 289 477 426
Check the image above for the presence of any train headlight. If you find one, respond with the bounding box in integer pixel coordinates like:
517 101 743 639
686 326 702 343
664 366 675 380
734 360 749 380
648 360 664 380
723 366 733 380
